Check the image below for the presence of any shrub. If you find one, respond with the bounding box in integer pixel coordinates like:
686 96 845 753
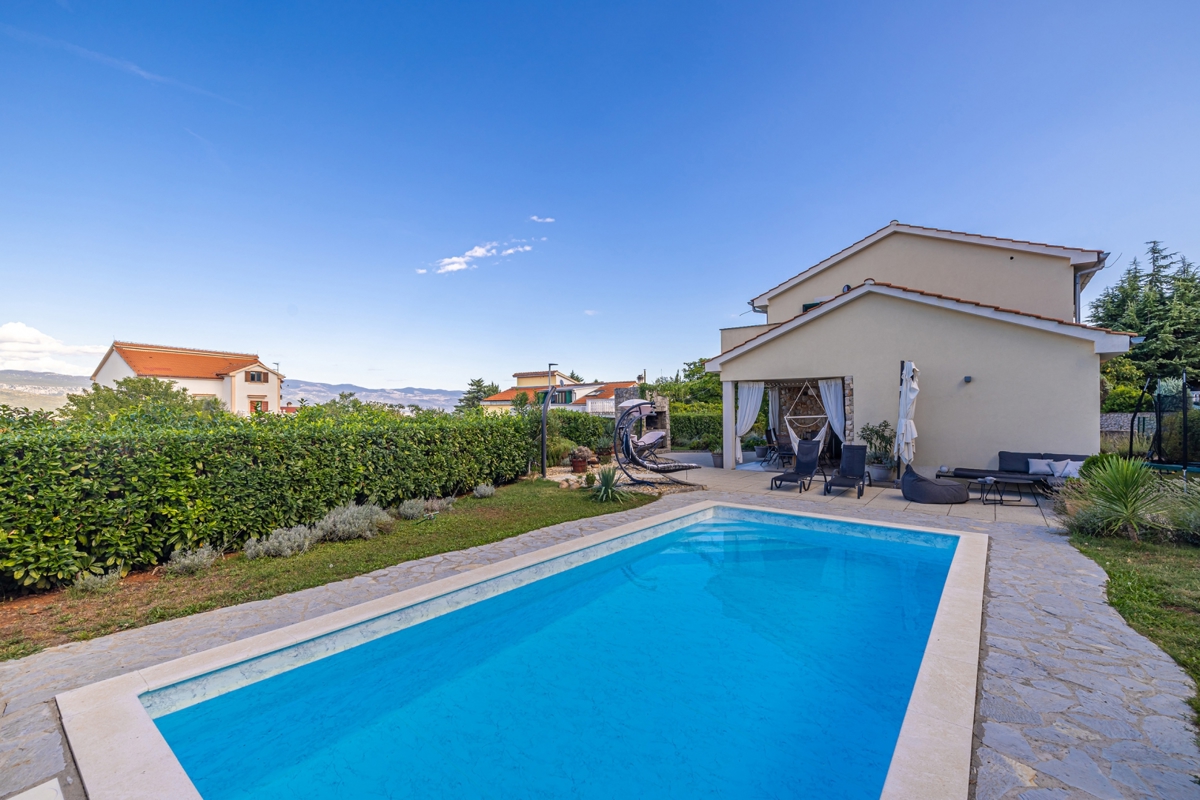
1074 458 1169 541
743 436 767 449
424 497 455 514
584 472 596 487
1101 385 1145 412
554 411 608 452
546 437 576 467
570 445 595 462
166 545 221 576
396 499 426 520
71 569 120 594
1080 452 1119 479
591 467 632 503
671 413 721 447
473 483 495 498
858 420 896 466
244 526 318 559
313 503 391 542
0 412 527 589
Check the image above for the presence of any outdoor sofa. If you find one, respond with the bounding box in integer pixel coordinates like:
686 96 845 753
950 450 1089 492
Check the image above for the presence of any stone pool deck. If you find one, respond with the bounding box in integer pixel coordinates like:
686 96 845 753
1 479 1198 799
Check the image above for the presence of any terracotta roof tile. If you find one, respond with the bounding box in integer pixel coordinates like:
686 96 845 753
111 342 264 380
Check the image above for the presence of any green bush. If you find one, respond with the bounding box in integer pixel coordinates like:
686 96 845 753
1070 457 1169 541
0 413 528 590
1080 452 1119 479
553 410 608 451
672 413 721 447
1101 385 1146 412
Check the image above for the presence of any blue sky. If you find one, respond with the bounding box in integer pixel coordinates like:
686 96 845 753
2 1 1198 388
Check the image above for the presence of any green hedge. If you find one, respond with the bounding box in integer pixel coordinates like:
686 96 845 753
0 414 528 590
671 412 722 447
553 410 610 450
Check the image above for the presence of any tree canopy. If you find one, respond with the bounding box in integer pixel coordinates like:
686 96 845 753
1089 242 1200 383
455 378 500 412
59 377 227 426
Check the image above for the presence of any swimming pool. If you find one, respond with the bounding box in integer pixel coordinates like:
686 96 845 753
58 503 987 800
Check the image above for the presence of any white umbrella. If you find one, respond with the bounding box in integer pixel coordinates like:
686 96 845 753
894 362 919 471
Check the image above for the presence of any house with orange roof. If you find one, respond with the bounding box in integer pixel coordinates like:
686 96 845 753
91 342 284 415
480 371 637 417
707 221 1134 471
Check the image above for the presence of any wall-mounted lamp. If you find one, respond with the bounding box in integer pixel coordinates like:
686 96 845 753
1130 336 1146 345
842 284 852 293
963 376 973 383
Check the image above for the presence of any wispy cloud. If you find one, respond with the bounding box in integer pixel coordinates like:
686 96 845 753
414 268 427 274
184 128 229 170
584 310 599 316
1 24 245 108
429 238 535 274
0 322 105 374
530 215 555 223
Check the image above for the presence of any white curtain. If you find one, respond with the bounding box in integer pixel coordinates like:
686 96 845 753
818 379 845 443
894 362 919 467
735 381 764 463
768 387 780 435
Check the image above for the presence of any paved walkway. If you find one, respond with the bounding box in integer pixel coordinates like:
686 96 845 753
1 477 1197 799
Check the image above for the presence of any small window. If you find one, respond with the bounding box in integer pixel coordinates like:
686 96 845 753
246 371 269 383
250 400 269 413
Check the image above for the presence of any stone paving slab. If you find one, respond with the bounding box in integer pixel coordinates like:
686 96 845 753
1 489 1197 799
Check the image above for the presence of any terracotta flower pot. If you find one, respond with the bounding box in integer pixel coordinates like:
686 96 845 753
570 458 588 474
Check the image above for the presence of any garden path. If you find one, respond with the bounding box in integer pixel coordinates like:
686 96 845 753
0 484 1196 799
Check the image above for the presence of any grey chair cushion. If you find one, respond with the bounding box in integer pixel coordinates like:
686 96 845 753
902 466 969 504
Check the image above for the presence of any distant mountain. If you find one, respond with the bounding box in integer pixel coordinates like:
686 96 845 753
0 369 92 411
282 380 462 411
0 371 463 413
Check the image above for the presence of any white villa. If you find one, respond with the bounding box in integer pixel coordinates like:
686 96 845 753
91 341 284 415
707 222 1134 470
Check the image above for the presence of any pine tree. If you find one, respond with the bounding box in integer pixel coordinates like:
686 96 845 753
1088 242 1200 381
455 378 500 412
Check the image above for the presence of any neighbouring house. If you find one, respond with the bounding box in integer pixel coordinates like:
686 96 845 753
707 221 1133 470
91 341 285 415
481 371 637 417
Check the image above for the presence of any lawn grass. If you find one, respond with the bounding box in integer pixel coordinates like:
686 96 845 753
1071 534 1200 718
0 479 654 661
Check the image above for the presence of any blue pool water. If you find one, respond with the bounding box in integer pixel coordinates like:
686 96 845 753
154 511 956 799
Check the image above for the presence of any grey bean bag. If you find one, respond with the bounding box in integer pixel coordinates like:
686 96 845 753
901 465 969 504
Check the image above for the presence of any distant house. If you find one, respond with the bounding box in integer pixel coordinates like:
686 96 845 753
481 371 636 417
91 341 284 415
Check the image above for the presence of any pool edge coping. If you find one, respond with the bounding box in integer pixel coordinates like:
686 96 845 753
56 500 986 800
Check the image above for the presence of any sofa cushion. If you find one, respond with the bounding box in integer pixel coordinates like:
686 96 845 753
1028 458 1057 475
1043 453 1090 464
998 451 1041 473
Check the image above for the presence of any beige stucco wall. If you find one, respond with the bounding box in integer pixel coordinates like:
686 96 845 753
229 368 282 415
716 293 1101 469
764 233 1077 324
720 323 779 352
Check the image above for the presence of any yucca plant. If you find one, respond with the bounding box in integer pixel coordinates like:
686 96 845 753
591 466 632 503
1081 457 1169 542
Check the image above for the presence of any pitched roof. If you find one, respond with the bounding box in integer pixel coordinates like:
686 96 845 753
510 370 580 383
571 381 638 403
751 221 1107 308
481 386 540 403
708 281 1133 369
94 342 270 381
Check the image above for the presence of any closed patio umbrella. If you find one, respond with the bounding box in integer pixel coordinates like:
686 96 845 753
893 362 919 473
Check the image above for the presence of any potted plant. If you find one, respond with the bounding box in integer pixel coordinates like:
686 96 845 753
703 433 724 469
569 446 594 474
745 435 769 459
858 420 897 483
